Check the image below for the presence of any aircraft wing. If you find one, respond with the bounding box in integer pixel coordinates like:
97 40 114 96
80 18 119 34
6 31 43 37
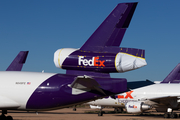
127 80 154 90
70 75 106 95
148 96 179 107
80 2 138 52
6 51 29 71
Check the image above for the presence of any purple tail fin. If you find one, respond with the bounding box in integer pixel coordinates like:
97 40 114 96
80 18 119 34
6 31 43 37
80 2 138 52
6 51 29 71
161 63 180 83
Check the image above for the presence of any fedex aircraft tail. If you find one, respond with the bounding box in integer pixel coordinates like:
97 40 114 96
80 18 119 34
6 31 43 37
6 51 29 71
80 3 137 52
161 63 180 83
54 2 147 74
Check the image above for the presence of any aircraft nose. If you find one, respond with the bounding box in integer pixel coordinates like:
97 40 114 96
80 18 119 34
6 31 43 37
115 53 147 72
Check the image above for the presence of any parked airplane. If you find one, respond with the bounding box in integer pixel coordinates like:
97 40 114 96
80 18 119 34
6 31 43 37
53 2 148 115
88 63 180 118
54 2 147 75
0 52 127 120
0 51 28 119
0 2 143 120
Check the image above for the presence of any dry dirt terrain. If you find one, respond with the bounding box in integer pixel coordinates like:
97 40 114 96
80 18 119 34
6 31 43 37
6 107 180 120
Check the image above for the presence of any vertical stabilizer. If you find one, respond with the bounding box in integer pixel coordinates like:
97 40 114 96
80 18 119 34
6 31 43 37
80 2 138 52
6 51 29 71
161 63 180 83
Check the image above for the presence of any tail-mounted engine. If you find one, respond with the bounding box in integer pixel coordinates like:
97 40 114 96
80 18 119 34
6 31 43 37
54 48 147 73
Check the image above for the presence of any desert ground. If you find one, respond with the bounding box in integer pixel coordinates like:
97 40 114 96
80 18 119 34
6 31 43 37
6 107 180 120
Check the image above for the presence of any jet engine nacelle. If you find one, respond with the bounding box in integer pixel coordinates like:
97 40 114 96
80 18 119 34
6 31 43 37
89 105 102 109
125 102 151 113
54 48 147 73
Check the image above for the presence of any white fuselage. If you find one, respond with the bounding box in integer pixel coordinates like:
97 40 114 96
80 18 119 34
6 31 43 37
87 84 180 108
0 71 55 110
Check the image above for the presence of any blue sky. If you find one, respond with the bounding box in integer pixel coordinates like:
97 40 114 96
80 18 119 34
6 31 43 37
0 0 180 82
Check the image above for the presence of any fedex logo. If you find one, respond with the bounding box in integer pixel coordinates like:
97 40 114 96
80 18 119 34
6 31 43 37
78 56 105 67
117 91 133 99
129 105 137 108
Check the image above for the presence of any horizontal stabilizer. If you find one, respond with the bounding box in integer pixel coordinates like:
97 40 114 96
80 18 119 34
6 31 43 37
70 75 106 95
80 2 138 52
127 80 154 90
6 51 29 71
161 63 180 83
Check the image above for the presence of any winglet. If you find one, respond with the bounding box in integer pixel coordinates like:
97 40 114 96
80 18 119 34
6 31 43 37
161 63 180 83
6 51 29 71
80 2 138 52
